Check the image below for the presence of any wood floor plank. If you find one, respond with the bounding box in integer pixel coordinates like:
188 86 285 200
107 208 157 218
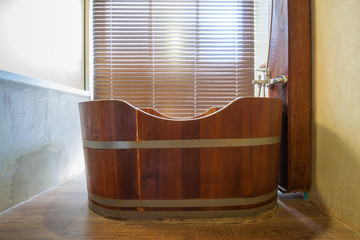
0 172 359 240
276 196 331 218
64 220 196 240
194 223 334 240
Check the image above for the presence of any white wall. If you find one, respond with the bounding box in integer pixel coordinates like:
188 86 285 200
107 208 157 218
0 0 84 89
310 0 360 231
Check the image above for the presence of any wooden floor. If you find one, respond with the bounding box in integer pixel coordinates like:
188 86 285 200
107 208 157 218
0 173 359 240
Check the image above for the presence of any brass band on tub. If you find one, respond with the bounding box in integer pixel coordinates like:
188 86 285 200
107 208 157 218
87 190 278 219
82 135 281 150
88 189 277 208
88 200 278 219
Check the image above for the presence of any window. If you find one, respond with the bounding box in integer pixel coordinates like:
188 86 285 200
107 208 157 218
91 0 259 117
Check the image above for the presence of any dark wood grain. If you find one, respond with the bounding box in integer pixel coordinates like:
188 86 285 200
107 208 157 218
139 148 200 200
79 97 283 215
79 100 139 200
198 145 280 199
137 107 201 200
84 149 138 199
268 0 311 192
198 98 282 139
79 100 137 141
197 97 282 199
269 0 290 191
287 0 311 191
137 97 282 202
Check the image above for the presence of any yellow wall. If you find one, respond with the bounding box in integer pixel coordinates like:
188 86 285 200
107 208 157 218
310 0 360 231
0 0 84 89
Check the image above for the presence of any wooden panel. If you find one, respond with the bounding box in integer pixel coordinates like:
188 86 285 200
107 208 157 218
79 100 137 141
268 0 311 192
79 100 139 199
137 98 283 201
84 149 138 199
198 98 282 139
268 0 289 191
137 112 201 140
137 111 201 200
198 98 282 198
139 148 201 200
287 0 311 192
199 145 280 198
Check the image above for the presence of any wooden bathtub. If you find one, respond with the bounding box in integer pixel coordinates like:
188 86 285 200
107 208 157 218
79 97 283 219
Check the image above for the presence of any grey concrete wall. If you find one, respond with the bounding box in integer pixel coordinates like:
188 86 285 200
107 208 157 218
0 71 90 213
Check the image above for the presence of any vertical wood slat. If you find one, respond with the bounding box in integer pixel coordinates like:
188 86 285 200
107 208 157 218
84 149 139 199
79 100 139 199
268 0 311 192
136 97 283 200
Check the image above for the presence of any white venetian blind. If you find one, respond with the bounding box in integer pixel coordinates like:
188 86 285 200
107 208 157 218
92 0 255 117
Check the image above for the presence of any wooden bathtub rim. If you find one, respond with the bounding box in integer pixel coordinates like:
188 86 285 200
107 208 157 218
80 97 283 122
136 97 283 122
82 136 281 150
88 197 278 219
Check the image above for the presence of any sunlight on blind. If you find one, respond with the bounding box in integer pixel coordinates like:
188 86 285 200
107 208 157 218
92 0 256 117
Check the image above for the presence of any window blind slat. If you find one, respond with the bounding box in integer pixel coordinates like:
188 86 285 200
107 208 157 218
92 0 255 117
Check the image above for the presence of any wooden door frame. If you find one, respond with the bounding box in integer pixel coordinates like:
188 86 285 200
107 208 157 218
268 0 311 192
